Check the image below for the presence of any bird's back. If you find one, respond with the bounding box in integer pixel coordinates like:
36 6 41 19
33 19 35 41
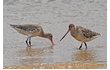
73 26 100 42
10 24 43 37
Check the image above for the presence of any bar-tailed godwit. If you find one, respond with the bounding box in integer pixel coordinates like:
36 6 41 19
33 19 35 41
60 24 100 49
10 24 54 47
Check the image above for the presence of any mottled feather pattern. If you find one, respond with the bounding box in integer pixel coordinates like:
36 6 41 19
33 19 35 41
82 29 95 38
10 24 54 46
77 26 100 38
10 24 41 33
60 24 100 49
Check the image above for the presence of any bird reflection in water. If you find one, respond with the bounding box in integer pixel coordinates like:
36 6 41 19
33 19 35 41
19 46 54 65
26 47 32 56
26 45 54 56
73 49 96 62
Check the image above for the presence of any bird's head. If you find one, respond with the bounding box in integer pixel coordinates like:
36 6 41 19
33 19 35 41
44 33 54 46
60 24 75 41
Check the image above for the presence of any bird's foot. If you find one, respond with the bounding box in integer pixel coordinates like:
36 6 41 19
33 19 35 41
79 47 81 50
79 45 82 50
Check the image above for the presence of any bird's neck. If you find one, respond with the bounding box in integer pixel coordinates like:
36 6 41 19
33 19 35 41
38 28 45 37
70 27 76 36
38 29 47 38
41 33 48 38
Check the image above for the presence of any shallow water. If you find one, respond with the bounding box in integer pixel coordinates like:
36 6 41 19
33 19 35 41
3 0 107 69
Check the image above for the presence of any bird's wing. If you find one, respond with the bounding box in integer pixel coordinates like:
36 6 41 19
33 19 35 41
77 26 99 38
14 25 41 33
25 25 41 33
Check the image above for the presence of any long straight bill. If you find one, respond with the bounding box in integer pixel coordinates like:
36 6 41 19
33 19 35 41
51 39 54 46
60 29 70 41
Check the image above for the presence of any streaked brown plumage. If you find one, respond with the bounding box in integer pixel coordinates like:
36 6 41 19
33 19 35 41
10 24 54 47
60 24 100 49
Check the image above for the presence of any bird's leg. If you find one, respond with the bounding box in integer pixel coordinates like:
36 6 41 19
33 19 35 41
29 37 31 47
79 42 83 49
26 36 31 47
26 37 30 47
84 42 87 49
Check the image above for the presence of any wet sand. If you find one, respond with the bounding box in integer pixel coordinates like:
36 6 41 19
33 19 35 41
3 0 107 69
4 62 107 69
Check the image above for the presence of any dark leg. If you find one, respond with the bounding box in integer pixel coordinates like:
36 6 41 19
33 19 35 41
79 42 83 49
84 42 87 49
29 37 31 47
26 38 29 47
26 37 31 47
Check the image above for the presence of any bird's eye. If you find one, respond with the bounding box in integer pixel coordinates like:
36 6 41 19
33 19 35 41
50 34 52 37
50 35 52 37
69 25 72 28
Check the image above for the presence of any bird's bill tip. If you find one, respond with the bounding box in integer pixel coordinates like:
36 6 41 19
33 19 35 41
60 29 70 41
51 39 54 46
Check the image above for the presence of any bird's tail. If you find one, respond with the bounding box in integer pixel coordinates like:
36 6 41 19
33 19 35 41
93 32 101 39
10 24 15 28
97 33 101 36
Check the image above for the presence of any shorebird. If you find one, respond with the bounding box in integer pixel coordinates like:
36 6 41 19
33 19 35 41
10 24 54 47
60 24 100 49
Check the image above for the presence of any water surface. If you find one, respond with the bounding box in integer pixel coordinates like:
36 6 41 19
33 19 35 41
3 0 107 69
